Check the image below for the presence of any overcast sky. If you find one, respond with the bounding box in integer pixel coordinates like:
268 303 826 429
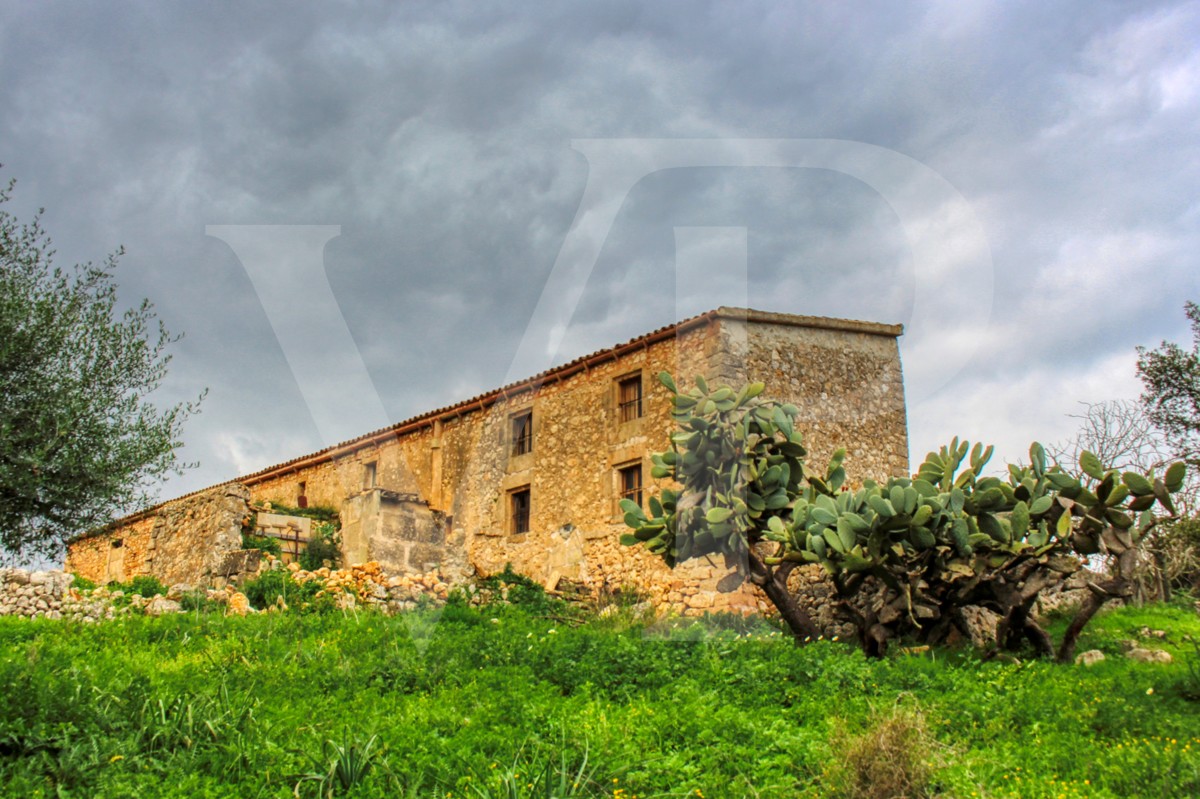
2 0 1198 501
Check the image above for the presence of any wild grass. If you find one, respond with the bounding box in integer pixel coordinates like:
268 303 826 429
0 595 1197 797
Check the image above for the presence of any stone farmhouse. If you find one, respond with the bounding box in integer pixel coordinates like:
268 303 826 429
66 307 908 615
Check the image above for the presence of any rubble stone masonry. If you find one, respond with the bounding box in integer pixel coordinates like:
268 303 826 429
66 308 907 616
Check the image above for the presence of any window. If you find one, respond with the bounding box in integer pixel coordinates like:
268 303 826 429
297 481 308 508
363 461 377 490
511 410 533 457
617 374 642 423
618 463 643 508
510 487 531 534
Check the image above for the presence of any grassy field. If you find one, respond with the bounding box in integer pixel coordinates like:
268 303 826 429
1 591 1198 798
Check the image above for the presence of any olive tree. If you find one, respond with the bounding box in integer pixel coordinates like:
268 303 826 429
0 177 203 561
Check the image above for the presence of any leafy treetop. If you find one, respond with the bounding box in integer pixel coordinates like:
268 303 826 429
0 174 203 561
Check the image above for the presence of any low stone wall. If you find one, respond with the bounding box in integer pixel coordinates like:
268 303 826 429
0 568 76 620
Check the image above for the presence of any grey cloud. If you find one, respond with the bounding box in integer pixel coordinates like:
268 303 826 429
2 0 1198 499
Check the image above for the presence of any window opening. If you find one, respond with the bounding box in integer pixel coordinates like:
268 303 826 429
511 411 533 457
618 375 642 423
510 487 531 534
618 463 643 508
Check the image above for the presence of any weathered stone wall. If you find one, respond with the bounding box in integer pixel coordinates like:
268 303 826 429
340 489 456 576
66 485 250 586
65 515 155 584
724 313 908 480
67 309 908 616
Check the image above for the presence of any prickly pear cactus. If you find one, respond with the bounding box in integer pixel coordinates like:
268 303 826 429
618 372 807 568
621 372 1188 659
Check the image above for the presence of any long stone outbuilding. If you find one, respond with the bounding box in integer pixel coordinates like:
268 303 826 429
66 307 908 615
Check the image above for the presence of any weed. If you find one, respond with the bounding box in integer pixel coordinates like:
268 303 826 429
823 701 943 799
107 575 167 598
179 589 220 613
300 522 342 571
295 731 381 796
240 531 282 556
463 742 600 799
1180 635 1200 701
241 568 327 611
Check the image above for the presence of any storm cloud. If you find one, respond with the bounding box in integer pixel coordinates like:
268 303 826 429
2 0 1197 499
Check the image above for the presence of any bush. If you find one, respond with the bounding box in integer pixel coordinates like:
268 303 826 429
251 500 339 525
824 703 941 799
70 574 96 591
240 531 282 556
475 564 565 616
121 575 167 598
1155 516 1200 595
178 589 219 613
240 569 334 613
299 522 342 571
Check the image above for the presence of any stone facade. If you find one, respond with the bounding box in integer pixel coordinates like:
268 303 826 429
66 307 908 614
67 484 251 587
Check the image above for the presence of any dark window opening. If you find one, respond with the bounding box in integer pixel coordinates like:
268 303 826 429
510 488 531 534
297 481 308 508
618 375 642 423
111 539 123 549
511 411 533 457
618 463 643 508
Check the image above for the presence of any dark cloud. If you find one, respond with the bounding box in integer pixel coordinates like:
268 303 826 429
2 0 1198 498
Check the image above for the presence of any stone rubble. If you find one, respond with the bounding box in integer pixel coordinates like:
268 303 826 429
1 561 458 622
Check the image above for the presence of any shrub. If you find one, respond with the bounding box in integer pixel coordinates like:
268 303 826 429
251 500 339 525
178 589 219 613
475 564 564 616
241 569 334 613
123 575 167 598
824 703 941 799
69 574 96 591
299 522 342 571
240 532 282 556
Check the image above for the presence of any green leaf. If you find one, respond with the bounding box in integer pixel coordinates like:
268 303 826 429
1010 501 1030 536
1029 495 1053 515
951 518 970 555
705 507 734 524
658 371 677 393
1164 461 1187 493
618 498 643 516
1080 448 1104 479
838 523 855 553
1030 442 1047 475
823 528 846 555
619 533 640 547
868 495 895 518
810 507 837 526
912 479 937 498
1122 471 1154 496
911 526 936 549
1046 472 1077 490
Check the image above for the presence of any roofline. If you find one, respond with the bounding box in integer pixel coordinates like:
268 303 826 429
76 308 902 539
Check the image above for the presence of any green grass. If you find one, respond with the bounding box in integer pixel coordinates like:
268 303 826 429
0 597 1197 798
